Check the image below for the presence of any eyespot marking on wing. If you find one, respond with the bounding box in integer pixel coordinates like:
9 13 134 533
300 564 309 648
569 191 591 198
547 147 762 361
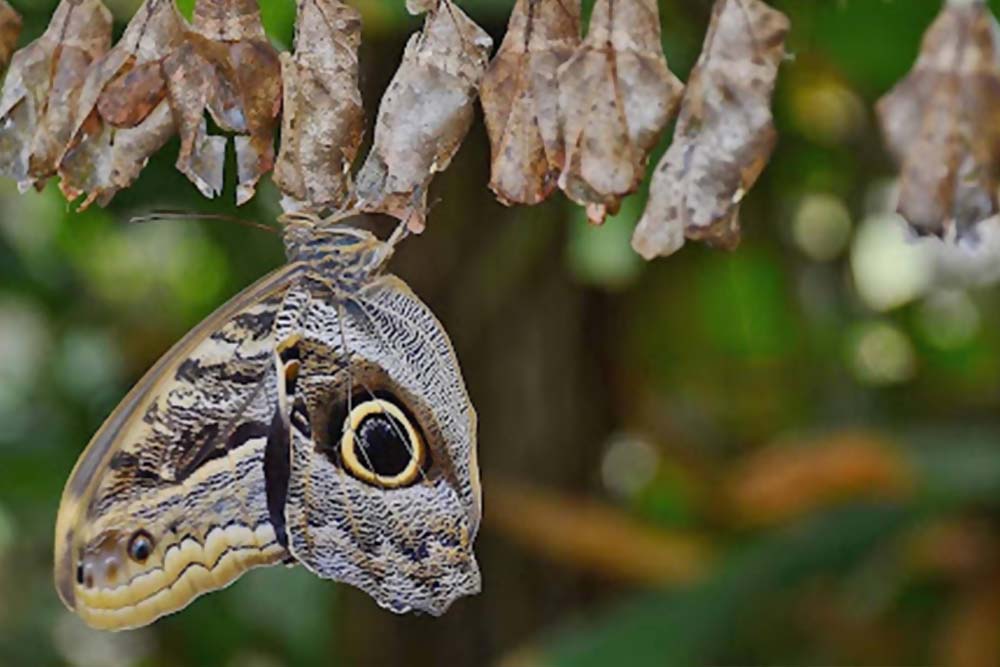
336 396 427 489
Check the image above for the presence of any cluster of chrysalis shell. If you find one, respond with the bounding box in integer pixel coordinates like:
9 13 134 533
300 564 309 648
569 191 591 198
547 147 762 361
0 0 794 261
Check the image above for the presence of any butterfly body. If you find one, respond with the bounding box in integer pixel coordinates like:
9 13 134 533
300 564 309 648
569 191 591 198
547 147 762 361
54 215 480 630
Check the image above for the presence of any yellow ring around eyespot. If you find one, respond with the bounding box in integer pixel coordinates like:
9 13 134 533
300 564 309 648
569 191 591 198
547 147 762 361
340 399 424 488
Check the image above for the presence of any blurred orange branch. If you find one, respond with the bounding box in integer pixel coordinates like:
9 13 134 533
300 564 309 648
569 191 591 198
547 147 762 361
725 431 914 527
485 431 916 585
484 477 712 586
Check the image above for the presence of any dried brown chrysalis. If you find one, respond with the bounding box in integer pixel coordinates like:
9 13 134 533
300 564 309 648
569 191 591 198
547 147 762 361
355 0 493 233
59 0 186 208
632 0 789 259
480 0 581 207
558 0 684 225
274 0 365 213
0 0 111 192
877 0 1000 239
164 0 282 205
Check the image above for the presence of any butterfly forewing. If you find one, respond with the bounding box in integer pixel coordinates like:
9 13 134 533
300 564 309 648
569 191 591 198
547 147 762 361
54 264 300 631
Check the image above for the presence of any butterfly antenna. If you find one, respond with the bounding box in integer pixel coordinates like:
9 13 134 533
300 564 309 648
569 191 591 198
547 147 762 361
129 210 279 234
335 303 356 444
387 217 411 248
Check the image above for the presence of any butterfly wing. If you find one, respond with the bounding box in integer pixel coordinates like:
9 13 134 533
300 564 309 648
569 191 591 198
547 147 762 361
54 264 300 631
281 274 481 615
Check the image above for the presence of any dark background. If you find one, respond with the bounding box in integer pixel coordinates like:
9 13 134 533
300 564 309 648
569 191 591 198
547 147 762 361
2 1 1000 665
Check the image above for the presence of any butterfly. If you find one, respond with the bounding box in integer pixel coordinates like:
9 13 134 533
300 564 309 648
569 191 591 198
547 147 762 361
53 212 481 631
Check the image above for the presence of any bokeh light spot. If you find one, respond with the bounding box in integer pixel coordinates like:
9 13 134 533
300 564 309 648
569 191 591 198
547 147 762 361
53 613 155 667
601 433 661 500
792 193 853 261
917 290 980 350
790 77 867 145
849 321 917 386
0 295 50 389
851 214 933 311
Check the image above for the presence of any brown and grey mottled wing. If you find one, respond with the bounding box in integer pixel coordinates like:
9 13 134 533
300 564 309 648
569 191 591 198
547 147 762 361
54 265 300 631
283 274 481 615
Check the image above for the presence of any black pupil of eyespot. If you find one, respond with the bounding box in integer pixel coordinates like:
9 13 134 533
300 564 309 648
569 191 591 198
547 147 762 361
129 533 152 561
354 413 413 477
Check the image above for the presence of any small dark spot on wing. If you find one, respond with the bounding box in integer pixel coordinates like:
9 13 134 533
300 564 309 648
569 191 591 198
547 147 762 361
176 358 262 385
141 402 161 426
109 451 138 471
227 421 270 450
402 542 430 563
135 466 163 484
110 451 163 485
175 358 205 383
230 309 278 338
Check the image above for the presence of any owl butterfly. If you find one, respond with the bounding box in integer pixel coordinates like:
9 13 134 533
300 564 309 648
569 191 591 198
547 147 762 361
53 213 481 630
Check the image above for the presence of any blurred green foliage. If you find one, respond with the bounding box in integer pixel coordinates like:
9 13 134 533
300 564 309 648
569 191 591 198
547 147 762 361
2 1 1000 666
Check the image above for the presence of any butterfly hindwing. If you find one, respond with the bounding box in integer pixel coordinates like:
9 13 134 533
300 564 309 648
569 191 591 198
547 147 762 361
54 265 300 631
282 274 481 615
